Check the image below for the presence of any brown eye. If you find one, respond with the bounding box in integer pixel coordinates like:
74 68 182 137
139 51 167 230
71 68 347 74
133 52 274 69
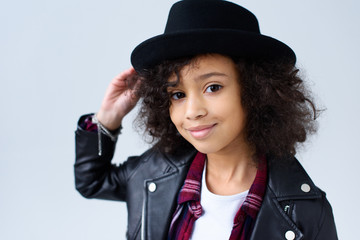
205 84 222 93
171 92 185 100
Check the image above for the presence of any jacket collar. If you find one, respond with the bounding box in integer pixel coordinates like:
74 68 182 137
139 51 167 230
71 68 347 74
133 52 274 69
163 145 197 167
267 156 322 201
167 150 322 200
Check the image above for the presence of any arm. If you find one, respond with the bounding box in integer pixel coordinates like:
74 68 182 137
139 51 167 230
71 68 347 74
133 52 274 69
74 120 128 201
74 68 140 201
314 196 338 240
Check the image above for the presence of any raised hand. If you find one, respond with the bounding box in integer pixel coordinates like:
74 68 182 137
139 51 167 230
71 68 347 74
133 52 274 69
96 68 140 130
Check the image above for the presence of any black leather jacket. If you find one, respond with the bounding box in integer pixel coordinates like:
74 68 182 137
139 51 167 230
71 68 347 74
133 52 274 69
75 126 338 240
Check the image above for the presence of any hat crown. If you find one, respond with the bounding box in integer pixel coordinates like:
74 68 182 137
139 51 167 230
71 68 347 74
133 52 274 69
165 0 260 34
131 0 296 71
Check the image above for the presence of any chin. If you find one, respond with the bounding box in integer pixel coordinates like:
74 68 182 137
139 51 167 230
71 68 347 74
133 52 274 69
188 142 219 155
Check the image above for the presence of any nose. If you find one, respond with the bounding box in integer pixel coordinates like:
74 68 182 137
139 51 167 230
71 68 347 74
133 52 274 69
185 94 207 120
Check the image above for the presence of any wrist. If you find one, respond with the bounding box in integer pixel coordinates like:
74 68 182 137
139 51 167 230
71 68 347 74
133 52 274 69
92 114 122 142
96 110 123 131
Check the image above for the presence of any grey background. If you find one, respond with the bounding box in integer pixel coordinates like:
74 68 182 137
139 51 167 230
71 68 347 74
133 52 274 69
1 0 359 239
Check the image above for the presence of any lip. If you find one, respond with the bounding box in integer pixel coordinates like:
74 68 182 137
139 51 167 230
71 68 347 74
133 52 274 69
186 124 216 139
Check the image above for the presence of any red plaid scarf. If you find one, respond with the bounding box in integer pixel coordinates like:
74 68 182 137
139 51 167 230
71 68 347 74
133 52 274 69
168 152 267 240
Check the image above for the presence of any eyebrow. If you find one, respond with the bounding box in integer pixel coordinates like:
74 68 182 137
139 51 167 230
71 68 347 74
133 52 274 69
195 72 228 81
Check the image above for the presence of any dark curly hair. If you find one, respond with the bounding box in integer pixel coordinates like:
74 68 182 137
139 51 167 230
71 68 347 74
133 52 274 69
133 54 319 159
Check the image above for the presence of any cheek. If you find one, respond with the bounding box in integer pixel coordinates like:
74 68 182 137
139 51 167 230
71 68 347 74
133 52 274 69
213 94 240 115
216 94 246 126
169 105 189 139
169 105 180 127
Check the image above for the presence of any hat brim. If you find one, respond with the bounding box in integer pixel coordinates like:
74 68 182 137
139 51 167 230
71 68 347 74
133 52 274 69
131 29 296 72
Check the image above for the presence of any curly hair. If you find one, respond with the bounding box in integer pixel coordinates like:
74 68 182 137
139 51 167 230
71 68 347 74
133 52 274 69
133 54 319 158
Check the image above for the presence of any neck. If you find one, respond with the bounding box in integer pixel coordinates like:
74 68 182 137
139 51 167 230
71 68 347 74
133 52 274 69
205 141 257 195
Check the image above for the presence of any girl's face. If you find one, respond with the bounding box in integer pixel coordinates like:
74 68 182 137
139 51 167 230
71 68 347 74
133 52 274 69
168 54 248 155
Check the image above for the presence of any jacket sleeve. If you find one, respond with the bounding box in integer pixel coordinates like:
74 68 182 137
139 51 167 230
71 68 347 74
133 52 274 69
314 195 338 240
74 118 140 201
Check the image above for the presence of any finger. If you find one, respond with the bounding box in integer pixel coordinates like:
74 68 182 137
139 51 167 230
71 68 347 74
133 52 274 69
114 67 136 81
112 68 137 88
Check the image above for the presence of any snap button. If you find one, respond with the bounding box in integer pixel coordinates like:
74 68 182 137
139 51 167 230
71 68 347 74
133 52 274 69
301 183 311 193
285 230 295 240
148 182 157 192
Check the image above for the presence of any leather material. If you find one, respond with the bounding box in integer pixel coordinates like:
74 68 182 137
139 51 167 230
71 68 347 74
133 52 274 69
75 127 337 240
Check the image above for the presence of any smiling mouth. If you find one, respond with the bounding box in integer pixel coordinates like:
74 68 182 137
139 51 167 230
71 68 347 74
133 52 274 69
186 124 216 139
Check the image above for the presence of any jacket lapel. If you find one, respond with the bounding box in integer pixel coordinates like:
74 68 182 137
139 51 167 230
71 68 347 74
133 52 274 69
250 187 304 240
251 157 322 240
142 148 197 240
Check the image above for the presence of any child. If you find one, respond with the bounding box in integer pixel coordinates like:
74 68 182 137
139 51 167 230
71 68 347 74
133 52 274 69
75 0 337 239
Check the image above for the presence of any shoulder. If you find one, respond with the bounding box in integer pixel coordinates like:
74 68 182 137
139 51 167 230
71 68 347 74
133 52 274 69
264 155 338 239
267 156 322 200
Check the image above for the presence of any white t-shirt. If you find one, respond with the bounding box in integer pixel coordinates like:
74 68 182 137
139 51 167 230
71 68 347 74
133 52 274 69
190 166 249 240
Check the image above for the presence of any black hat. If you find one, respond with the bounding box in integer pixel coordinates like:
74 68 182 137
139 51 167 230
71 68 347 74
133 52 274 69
131 0 296 72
